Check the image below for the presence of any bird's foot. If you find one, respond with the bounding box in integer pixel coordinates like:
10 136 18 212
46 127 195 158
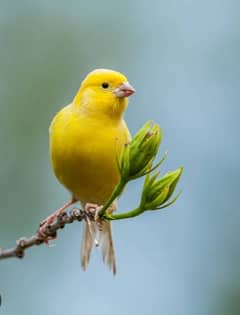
37 198 76 243
84 203 104 246
84 203 103 230
37 212 58 243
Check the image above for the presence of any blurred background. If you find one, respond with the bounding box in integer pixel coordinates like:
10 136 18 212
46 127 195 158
0 1 239 314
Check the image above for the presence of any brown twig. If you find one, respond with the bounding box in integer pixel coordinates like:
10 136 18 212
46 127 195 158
0 208 86 260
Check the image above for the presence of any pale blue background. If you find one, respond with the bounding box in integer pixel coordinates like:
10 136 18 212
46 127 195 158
0 1 239 314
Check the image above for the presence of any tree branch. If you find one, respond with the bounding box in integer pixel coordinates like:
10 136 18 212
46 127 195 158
0 208 85 260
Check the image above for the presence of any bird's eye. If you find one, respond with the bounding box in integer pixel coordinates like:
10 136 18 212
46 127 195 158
102 82 109 89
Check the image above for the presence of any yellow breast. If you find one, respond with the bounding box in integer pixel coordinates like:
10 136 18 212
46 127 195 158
49 105 131 204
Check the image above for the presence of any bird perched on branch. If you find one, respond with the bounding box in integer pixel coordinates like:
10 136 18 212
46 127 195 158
40 69 135 274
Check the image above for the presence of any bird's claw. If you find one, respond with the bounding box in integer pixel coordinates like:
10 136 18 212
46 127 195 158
37 214 58 243
84 203 105 246
84 203 103 230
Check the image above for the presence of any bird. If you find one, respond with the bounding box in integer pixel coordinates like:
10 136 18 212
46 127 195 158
41 69 135 274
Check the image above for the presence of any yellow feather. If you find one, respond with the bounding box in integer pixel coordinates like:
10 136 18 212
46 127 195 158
49 69 133 273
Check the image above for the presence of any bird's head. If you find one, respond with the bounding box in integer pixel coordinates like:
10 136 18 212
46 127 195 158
73 69 135 119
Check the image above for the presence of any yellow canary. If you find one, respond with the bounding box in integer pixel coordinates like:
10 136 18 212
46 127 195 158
49 69 135 274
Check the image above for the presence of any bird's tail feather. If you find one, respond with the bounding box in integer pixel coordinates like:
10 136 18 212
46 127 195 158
81 220 116 274
101 221 116 274
81 221 96 270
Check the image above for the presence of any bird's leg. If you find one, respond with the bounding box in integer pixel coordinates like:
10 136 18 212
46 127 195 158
38 198 77 239
84 203 104 246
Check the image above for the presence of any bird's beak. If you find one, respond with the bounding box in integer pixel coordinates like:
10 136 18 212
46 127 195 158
114 82 136 98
